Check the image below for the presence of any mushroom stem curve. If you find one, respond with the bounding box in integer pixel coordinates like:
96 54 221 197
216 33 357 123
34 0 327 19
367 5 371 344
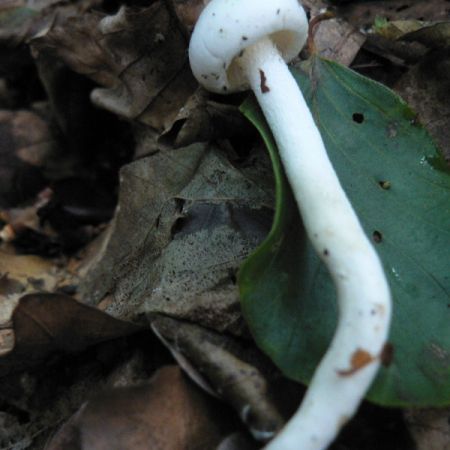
239 37 391 450
188 1 392 448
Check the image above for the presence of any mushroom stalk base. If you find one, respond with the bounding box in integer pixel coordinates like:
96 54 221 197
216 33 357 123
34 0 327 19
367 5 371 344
240 38 392 450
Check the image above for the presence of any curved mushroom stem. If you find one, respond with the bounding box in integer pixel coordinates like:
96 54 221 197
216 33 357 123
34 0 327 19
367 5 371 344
239 37 392 450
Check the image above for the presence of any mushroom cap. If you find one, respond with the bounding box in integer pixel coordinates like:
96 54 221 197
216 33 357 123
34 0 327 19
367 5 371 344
189 0 308 94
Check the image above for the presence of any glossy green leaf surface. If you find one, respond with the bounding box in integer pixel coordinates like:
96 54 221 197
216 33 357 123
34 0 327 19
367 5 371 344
239 57 450 406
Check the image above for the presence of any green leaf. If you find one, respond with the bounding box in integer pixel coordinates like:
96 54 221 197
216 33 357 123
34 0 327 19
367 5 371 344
238 56 450 407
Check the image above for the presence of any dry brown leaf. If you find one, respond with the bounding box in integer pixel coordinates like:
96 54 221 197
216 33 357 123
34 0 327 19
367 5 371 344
31 2 198 134
46 366 232 450
0 0 101 78
402 21 450 49
303 2 365 67
313 17 366 66
160 89 253 148
79 143 273 334
0 293 141 376
152 316 286 442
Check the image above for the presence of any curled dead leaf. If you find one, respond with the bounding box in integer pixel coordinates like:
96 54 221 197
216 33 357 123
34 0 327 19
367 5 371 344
152 316 285 441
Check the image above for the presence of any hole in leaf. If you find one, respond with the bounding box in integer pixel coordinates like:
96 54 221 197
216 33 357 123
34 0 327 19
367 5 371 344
228 268 237 285
373 230 383 243
352 113 364 124
378 181 391 190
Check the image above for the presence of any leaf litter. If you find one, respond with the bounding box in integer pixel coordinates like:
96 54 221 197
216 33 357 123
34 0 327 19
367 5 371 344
0 0 449 449
46 366 235 450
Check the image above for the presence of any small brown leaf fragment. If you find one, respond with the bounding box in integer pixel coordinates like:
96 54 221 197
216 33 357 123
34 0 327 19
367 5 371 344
337 348 374 377
259 69 270 93
380 342 394 367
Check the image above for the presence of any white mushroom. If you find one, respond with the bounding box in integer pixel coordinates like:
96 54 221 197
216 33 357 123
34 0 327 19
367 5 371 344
189 1 392 449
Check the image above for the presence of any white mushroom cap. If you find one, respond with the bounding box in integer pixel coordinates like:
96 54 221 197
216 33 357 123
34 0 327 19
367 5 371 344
189 0 308 94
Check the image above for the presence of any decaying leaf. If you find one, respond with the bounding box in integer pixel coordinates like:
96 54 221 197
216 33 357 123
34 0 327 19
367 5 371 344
338 0 450 31
0 293 141 376
402 21 450 49
0 0 101 76
358 19 450 156
31 2 198 134
30 2 257 148
46 366 232 450
0 326 174 449
395 50 450 158
79 142 273 335
313 17 366 66
392 22 450 158
405 407 450 450
160 89 254 148
152 316 285 441
373 18 426 41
